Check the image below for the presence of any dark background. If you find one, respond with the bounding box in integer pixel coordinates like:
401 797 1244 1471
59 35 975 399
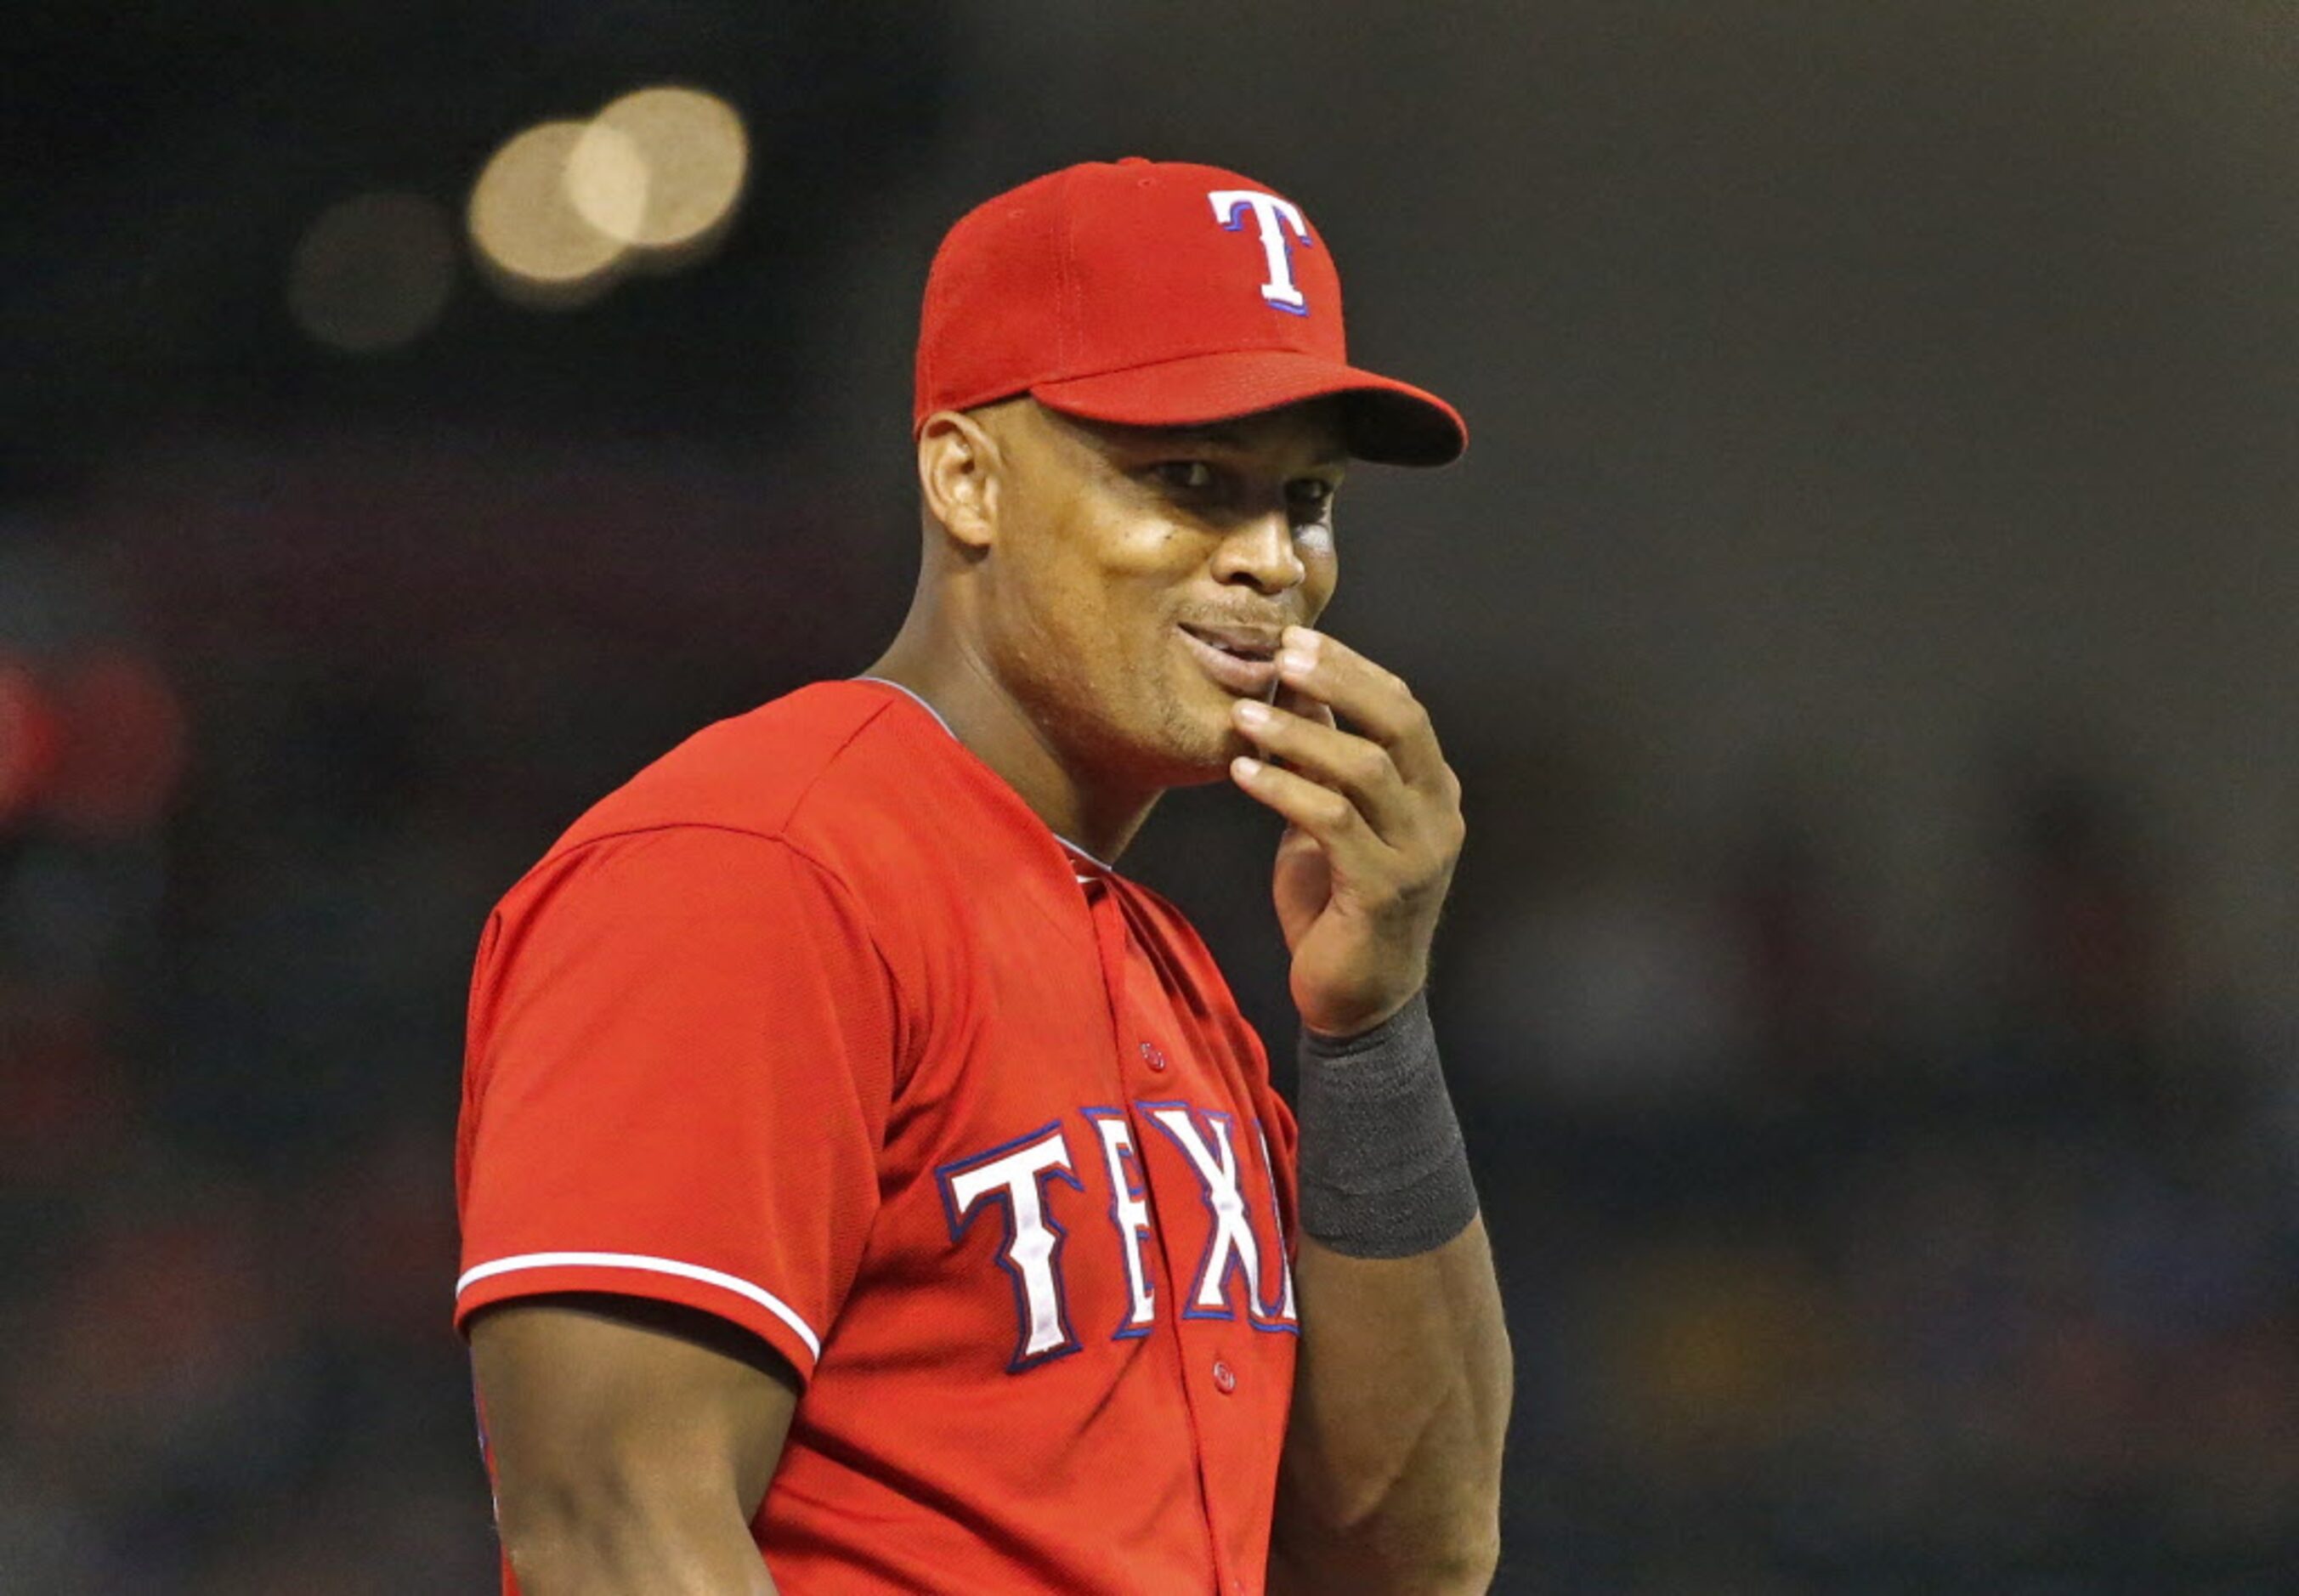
4 3 2295 1590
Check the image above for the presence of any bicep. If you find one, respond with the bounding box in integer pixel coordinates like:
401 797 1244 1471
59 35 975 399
471 1293 800 1588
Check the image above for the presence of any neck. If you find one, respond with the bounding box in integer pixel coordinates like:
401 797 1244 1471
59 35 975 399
865 614 1161 865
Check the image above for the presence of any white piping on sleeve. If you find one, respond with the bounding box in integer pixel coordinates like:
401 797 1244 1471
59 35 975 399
456 1251 823 1361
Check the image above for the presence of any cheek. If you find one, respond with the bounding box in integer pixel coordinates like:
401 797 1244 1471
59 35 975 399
1002 502 1203 682
1007 539 1160 676
1062 522 1197 631
1101 516 1192 575
1300 540 1339 616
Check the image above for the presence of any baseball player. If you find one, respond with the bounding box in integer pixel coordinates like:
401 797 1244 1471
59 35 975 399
456 157 1510 1594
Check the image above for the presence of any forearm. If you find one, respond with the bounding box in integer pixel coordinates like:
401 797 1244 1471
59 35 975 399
1269 996 1511 1593
1273 1224 1509 1593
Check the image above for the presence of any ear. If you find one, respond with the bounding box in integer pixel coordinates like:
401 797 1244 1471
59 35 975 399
917 410 1001 552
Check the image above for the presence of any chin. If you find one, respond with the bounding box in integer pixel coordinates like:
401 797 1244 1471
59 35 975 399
1142 699 1251 788
1067 658 1252 792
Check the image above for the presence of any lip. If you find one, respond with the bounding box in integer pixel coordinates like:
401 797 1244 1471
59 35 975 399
1181 620 1284 655
1177 624 1280 697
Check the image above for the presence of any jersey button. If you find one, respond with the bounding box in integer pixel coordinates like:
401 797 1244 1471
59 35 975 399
1140 1040 1168 1072
1211 1359 1237 1394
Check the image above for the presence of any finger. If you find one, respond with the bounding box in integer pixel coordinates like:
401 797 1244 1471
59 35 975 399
1258 682 1334 770
1232 697 1418 846
1230 753 1399 871
1274 627 1450 792
1276 681 1334 728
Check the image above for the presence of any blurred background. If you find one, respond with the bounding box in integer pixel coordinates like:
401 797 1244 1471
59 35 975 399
4 2 2296 1590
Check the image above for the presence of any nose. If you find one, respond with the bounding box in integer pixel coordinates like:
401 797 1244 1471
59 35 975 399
1209 508 1307 595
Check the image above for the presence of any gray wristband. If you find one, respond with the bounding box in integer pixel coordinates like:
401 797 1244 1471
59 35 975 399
1294 991 1479 1259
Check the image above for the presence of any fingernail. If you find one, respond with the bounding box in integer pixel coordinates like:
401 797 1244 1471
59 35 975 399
1283 625 1321 653
1277 649 1315 677
1234 699 1271 726
1232 756 1263 779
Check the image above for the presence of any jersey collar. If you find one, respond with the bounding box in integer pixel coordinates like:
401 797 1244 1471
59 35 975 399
851 676 1117 878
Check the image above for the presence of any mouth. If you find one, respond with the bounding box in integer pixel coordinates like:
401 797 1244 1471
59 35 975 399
1176 623 1282 697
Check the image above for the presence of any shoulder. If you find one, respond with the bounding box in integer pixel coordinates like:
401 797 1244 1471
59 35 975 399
554 680 913 852
476 681 943 953
484 677 1056 984
514 678 1000 884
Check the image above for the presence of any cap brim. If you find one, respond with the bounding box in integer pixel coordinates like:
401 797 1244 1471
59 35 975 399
1030 349 1466 467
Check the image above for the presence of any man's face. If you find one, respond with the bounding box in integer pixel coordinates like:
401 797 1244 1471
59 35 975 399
973 398 1348 790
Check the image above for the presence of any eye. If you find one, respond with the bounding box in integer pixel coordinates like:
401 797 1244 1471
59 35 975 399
1287 477 1338 517
1148 461 1216 493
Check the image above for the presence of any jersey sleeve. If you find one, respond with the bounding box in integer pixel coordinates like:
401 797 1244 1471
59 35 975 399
454 826 900 1384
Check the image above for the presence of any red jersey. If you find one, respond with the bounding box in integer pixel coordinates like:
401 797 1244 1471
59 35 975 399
456 678 1300 1595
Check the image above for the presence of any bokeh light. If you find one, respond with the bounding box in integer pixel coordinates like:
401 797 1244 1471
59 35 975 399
467 121 632 308
468 88 750 310
569 87 749 258
286 192 456 354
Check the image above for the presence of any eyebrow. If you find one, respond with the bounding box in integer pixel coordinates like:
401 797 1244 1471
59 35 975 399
1161 424 1349 468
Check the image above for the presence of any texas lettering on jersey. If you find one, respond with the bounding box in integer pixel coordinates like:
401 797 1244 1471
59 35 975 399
937 1101 1299 1374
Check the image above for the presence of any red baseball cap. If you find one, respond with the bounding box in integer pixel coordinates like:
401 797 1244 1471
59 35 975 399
914 157 1465 467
